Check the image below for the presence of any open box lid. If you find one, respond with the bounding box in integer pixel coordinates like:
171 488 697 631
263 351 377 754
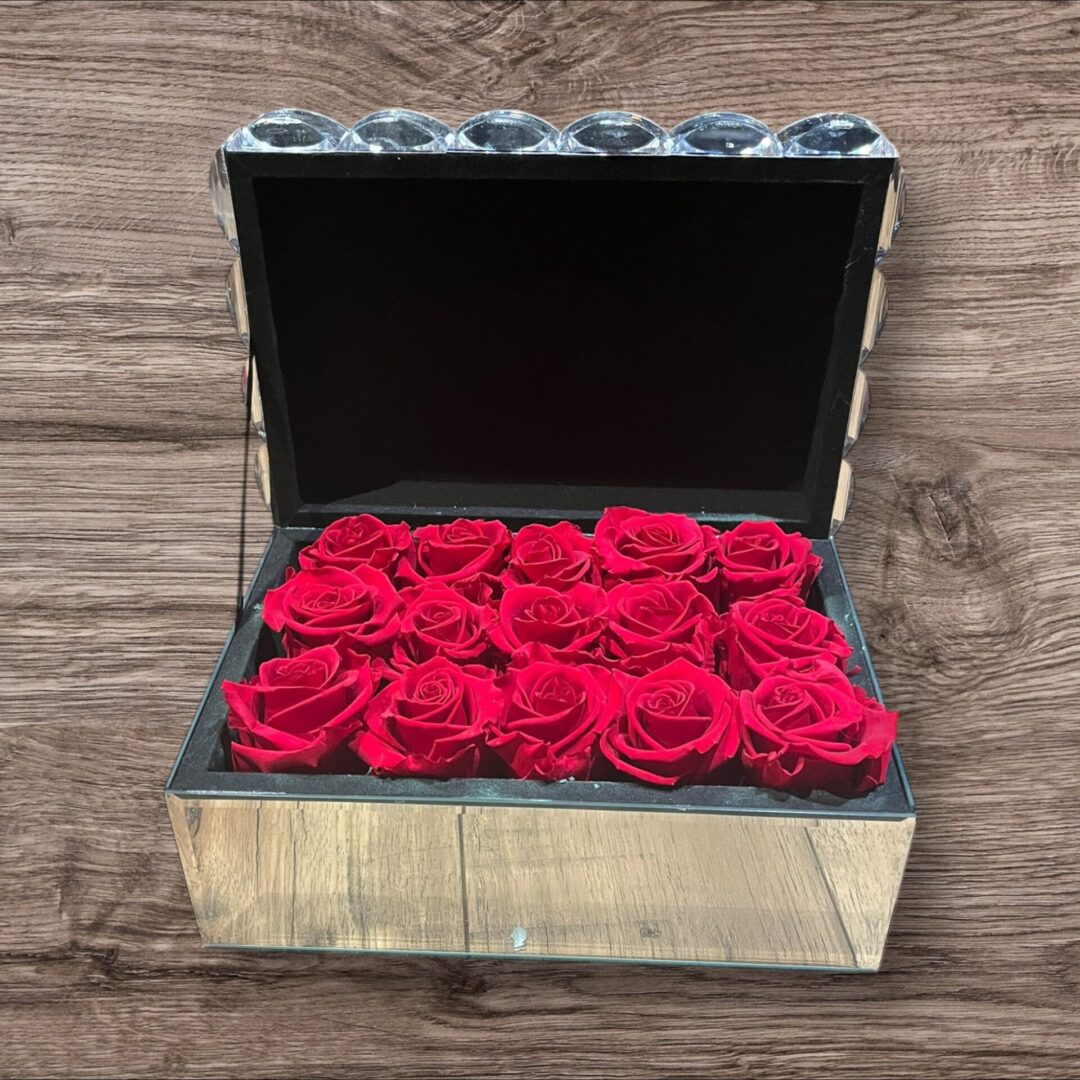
217 110 902 538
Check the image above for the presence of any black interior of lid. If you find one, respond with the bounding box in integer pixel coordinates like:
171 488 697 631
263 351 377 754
227 152 892 534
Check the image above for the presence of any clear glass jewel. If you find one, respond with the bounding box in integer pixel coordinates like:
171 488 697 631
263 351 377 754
845 371 870 453
842 470 855 518
241 362 266 439
208 146 238 250
254 444 271 506
225 109 347 153
226 259 249 343
893 165 907 236
831 461 854 535
860 270 888 364
670 113 781 157
777 113 897 157
876 162 906 263
560 111 669 155
342 109 451 152
455 110 558 153
875 280 889 340
840 471 855 522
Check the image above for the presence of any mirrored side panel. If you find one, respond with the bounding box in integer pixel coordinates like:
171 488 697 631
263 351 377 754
169 795 913 969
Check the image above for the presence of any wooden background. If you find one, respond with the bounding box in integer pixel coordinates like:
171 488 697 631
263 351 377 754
2 1 1079 1076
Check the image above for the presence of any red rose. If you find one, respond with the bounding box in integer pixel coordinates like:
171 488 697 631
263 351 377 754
490 661 620 781
297 514 412 575
262 565 403 664
390 585 494 673
740 658 897 795
600 658 740 786
723 595 852 689
352 657 503 778
594 507 719 597
396 517 510 602
503 522 597 591
223 646 374 773
490 582 608 663
601 581 721 675
713 520 822 604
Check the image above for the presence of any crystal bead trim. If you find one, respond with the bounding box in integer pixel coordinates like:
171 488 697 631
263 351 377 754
876 163 906 263
225 109 347 153
241 362 266 440
670 113 781 157
219 109 897 160
226 259 248 344
455 110 559 153
208 147 238 251
845 370 870 453
559 112 669 155
343 109 452 153
860 268 888 364
830 460 854 535
777 113 897 158
254 444 271 507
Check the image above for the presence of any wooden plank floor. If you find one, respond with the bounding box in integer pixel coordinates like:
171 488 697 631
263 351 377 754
2 1 1079 1076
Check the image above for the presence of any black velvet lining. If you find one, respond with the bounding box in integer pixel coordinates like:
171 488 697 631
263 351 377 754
252 174 862 511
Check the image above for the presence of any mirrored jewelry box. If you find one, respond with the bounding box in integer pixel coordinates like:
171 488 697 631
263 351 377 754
168 108 913 971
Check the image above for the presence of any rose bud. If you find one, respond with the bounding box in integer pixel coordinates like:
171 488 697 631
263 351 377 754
390 585 494 674
713 520 822 605
739 657 897 796
396 517 511 603
298 514 412 576
224 646 374 773
601 580 721 675
502 521 597 591
261 565 403 666
723 594 852 690
352 657 503 779
600 658 740 787
490 583 608 664
490 661 621 781
594 507 719 599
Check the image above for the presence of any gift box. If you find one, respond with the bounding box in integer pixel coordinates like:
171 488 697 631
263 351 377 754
167 109 914 971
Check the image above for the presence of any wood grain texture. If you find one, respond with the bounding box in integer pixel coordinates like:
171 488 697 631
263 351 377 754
1 1 1079 1077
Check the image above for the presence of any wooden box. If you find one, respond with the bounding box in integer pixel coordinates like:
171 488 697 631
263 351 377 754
168 110 914 971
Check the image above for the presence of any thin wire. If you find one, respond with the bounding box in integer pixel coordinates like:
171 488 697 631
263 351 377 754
235 346 255 624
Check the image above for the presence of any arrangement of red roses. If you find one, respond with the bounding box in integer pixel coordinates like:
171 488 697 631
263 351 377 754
223 508 897 796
